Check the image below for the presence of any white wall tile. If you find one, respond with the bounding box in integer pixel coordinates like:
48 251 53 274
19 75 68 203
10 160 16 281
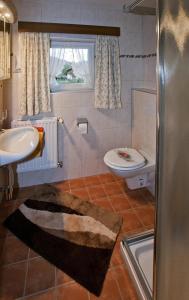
141 15 157 91
125 60 144 81
132 90 157 160
124 14 142 34
16 0 43 21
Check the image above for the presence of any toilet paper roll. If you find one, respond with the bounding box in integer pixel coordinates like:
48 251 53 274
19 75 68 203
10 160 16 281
78 123 88 134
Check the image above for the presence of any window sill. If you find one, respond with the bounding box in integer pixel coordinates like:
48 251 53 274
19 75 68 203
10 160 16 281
50 88 95 94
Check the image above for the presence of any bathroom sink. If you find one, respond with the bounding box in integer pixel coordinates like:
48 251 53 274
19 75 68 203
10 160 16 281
0 127 39 166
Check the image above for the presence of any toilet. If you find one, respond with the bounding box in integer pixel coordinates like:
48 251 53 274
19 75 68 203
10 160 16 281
104 147 155 190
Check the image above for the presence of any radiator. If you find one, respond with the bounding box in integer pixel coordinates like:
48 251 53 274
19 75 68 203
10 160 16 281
12 117 58 173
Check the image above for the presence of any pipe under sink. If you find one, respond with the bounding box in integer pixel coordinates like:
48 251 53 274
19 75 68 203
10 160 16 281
120 231 154 300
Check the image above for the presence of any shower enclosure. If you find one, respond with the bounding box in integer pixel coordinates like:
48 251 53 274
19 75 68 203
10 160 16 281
121 231 154 300
121 0 189 299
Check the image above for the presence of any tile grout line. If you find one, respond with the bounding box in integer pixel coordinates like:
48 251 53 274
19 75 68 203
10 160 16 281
132 208 147 228
70 186 91 202
55 281 77 289
16 287 55 300
106 195 117 212
54 267 58 300
112 271 125 300
23 248 30 297
86 184 107 201
0 254 43 268
1 259 28 268
125 195 152 210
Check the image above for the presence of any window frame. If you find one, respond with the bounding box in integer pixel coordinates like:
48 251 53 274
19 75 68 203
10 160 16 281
50 39 95 93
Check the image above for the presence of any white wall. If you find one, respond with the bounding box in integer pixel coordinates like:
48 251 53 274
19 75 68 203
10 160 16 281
123 14 157 92
132 89 157 194
141 15 157 90
132 89 156 160
4 0 157 186
120 13 157 93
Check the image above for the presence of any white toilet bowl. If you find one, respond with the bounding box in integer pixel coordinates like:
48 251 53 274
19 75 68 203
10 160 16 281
104 148 155 190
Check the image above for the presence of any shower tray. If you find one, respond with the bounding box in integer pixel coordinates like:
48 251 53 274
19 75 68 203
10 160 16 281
120 231 154 300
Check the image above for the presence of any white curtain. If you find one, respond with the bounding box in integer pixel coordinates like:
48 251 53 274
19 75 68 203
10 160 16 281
0 31 10 79
50 43 91 91
0 32 4 78
19 32 51 116
95 36 122 109
50 47 65 88
4 32 10 79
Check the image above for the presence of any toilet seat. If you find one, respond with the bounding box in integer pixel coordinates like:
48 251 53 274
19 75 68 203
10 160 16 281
104 148 146 170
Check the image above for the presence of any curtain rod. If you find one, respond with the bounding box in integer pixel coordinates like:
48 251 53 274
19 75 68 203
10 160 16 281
18 21 120 36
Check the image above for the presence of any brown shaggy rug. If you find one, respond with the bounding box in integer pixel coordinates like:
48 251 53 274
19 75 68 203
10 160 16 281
4 184 122 296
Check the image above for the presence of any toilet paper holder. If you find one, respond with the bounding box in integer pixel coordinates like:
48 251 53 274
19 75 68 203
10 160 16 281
77 118 88 134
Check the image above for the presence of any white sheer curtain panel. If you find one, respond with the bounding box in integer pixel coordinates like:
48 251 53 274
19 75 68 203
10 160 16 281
19 32 51 116
0 31 10 79
50 47 65 88
71 48 90 82
0 32 4 78
95 36 122 109
50 41 93 91
72 49 90 82
4 32 10 78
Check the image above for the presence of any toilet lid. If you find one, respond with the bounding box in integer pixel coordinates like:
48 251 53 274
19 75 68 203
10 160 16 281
104 148 146 170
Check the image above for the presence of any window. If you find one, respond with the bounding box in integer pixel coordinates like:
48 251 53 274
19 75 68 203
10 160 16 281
50 40 95 92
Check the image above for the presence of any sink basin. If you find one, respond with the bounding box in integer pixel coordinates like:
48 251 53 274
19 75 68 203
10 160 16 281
0 127 39 166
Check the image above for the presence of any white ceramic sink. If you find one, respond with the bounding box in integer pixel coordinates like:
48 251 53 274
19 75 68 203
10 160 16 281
0 127 39 166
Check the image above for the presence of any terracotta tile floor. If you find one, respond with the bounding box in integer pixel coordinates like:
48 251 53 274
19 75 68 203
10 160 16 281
0 173 155 300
